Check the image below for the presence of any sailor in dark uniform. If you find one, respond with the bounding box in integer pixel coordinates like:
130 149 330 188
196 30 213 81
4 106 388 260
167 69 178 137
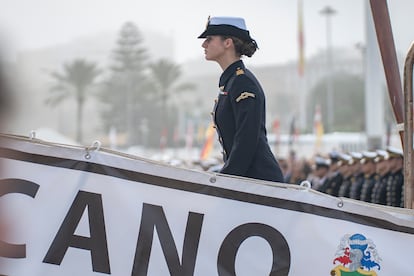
198 16 284 182
359 151 378 203
370 150 390 205
348 152 365 200
308 156 330 191
323 151 347 196
385 146 404 207
337 153 353 198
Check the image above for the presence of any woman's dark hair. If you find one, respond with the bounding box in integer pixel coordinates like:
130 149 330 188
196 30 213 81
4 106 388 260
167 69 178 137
222 36 258 57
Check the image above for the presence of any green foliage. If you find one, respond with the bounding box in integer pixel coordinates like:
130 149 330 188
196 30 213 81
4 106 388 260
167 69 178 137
46 58 101 142
148 59 183 95
145 58 197 147
147 59 196 109
110 22 148 73
97 22 196 147
98 21 150 145
47 59 100 106
48 21 197 148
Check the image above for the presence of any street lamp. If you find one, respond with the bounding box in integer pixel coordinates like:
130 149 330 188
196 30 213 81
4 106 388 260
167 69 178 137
320 5 336 132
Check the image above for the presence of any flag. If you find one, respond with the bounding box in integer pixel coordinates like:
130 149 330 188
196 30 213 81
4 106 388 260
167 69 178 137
297 0 305 77
200 123 215 160
314 105 324 150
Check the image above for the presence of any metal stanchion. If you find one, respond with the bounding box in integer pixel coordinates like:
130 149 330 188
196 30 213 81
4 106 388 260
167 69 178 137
403 42 414 209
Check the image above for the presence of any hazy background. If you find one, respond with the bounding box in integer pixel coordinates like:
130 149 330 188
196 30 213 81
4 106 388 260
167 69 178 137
1 0 413 65
0 0 413 160
0 0 362 65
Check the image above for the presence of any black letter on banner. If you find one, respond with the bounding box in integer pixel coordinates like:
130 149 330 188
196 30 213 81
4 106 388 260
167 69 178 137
43 191 110 274
217 223 290 276
0 178 39 258
131 203 204 276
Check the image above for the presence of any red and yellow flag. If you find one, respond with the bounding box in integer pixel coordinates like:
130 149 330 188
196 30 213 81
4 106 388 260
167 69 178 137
200 123 216 160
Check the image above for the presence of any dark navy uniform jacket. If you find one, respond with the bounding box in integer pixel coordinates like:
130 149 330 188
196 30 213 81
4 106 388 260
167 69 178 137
213 60 284 183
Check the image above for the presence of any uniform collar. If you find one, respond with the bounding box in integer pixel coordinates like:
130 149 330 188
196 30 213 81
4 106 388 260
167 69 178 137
219 60 245 87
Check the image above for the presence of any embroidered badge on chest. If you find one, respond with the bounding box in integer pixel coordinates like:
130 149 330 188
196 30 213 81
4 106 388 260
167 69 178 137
236 92 255 102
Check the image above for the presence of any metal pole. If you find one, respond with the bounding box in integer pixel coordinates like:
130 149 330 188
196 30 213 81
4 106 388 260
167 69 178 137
369 0 404 146
403 42 414 209
369 0 408 208
320 6 336 133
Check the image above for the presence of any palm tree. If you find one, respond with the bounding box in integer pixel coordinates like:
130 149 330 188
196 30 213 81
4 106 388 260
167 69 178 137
46 59 101 143
148 58 196 146
149 59 196 117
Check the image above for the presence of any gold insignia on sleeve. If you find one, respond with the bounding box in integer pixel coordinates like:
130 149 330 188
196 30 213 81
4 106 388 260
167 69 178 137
236 68 245 75
236 92 255 102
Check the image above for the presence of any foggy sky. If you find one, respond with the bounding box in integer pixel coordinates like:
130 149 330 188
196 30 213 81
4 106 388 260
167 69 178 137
0 0 413 66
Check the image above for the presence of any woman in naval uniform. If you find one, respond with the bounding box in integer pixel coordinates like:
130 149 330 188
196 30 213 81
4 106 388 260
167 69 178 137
198 16 284 183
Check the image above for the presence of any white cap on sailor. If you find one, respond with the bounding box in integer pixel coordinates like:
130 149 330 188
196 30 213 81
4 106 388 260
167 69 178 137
209 16 247 30
198 16 256 44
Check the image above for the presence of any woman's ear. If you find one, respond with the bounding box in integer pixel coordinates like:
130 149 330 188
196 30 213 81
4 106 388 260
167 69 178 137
223 37 233 48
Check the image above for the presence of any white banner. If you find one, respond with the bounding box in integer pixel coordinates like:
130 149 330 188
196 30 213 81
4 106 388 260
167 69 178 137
0 134 413 275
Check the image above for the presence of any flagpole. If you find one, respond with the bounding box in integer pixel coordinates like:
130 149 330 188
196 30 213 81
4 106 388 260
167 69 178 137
297 0 306 131
320 5 336 133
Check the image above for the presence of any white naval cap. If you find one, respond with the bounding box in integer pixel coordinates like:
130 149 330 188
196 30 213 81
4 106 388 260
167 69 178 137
208 16 247 30
198 16 256 44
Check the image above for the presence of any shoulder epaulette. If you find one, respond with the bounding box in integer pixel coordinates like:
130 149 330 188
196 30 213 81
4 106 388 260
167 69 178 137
236 67 244 75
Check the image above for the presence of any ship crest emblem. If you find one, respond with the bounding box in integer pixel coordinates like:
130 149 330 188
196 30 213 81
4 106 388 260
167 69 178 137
331 233 381 276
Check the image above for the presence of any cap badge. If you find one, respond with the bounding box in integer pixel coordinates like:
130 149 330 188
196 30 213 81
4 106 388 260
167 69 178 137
205 15 211 29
